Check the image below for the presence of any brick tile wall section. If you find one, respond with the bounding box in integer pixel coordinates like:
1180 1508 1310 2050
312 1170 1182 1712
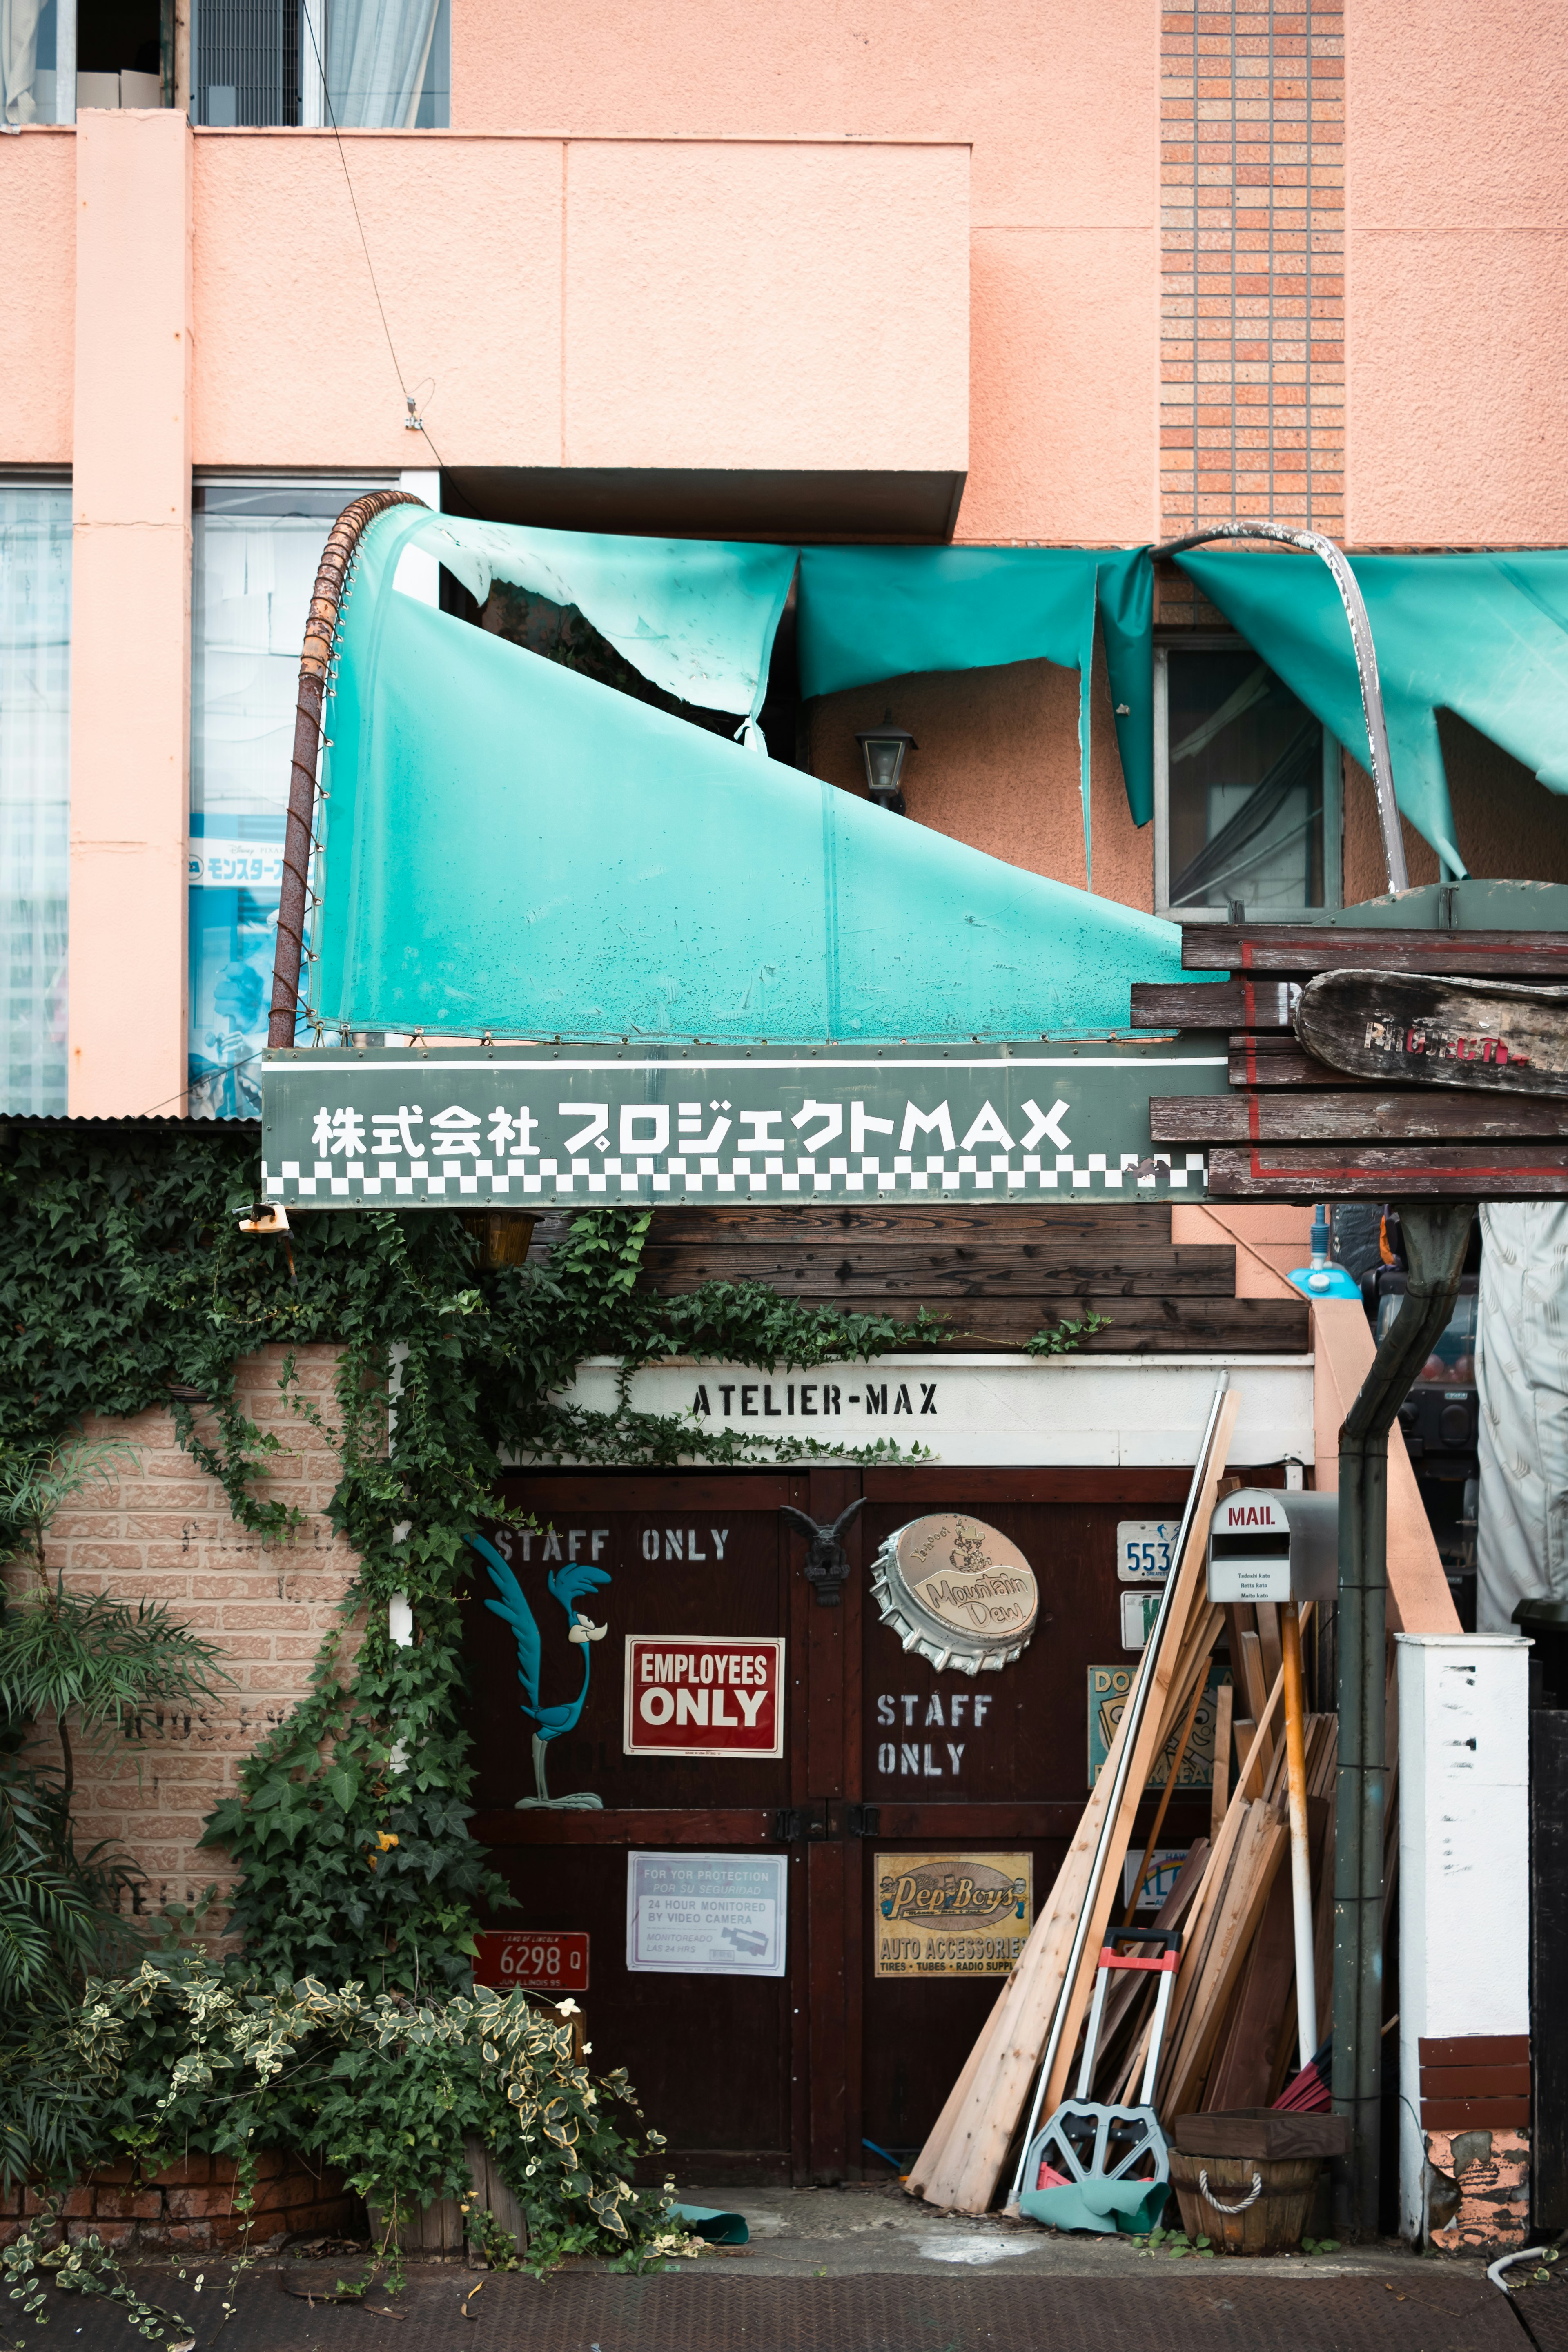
1161 3 1345 538
0 1345 362 1931
0 2151 363 2250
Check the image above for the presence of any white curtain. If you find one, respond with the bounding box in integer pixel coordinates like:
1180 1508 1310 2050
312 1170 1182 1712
327 0 437 128
1 0 44 124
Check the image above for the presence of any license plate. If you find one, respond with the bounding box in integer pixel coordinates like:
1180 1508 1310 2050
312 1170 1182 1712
1116 1520 1178 1582
473 1930 590 1993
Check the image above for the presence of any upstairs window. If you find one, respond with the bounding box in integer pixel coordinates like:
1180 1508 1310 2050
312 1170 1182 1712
193 0 449 127
0 486 71 1116
1154 644 1342 920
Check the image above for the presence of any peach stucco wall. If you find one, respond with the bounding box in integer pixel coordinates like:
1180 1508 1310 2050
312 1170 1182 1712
68 109 192 1120
189 132 967 475
450 0 1159 545
809 647 1154 912
4 132 75 463
1346 0 1568 545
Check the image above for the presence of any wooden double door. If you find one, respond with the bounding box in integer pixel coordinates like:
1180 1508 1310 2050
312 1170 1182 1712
464 1466 1207 2184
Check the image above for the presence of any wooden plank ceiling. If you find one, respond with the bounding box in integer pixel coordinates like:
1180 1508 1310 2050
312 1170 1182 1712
630 1204 1306 1354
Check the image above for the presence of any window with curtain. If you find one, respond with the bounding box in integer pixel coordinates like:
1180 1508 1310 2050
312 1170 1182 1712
192 0 447 126
189 482 381 1119
1156 645 1343 919
325 0 441 125
0 485 70 1115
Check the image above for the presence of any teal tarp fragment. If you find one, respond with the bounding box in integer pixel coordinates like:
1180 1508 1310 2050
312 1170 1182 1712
312 510 1186 1042
405 512 797 722
670 2203 748 2245
797 545 1143 884
1174 548 1568 876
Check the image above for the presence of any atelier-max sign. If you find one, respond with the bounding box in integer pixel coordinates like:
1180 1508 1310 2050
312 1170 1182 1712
623 1637 785 1759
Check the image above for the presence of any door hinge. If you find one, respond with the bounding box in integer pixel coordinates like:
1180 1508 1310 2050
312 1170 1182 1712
845 1803 880 1838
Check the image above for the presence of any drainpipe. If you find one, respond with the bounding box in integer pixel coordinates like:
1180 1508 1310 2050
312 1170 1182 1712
1332 1200 1474 2236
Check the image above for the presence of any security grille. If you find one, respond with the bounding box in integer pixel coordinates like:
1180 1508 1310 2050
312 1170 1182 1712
194 0 299 125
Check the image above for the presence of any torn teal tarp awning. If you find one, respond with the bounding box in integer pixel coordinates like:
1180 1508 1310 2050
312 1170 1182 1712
1174 548 1568 876
795 546 1155 880
406 512 797 722
313 509 1186 1042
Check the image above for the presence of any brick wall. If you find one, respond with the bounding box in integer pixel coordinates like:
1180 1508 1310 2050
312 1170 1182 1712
0 2152 361 2251
1 1344 361 1930
1161 1 1345 539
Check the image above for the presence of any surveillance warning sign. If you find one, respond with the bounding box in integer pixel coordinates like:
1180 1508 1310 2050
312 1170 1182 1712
623 1636 785 1759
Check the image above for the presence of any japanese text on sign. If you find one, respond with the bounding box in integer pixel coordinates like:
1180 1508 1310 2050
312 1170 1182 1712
262 1045 1220 1209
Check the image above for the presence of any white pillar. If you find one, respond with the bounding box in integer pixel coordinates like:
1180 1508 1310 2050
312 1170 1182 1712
1396 1633 1531 2244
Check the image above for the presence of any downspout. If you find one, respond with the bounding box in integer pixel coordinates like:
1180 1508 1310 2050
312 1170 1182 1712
1330 1200 1473 2236
267 490 430 1050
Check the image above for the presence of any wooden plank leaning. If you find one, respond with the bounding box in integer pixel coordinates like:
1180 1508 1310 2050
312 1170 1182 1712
909 1383 1238 2216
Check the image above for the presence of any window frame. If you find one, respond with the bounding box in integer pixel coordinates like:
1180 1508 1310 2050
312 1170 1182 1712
1152 631 1344 926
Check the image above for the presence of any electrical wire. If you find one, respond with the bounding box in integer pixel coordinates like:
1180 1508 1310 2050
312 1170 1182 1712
298 7 448 472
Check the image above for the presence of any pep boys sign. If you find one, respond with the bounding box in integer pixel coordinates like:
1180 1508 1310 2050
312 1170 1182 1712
623 1637 785 1760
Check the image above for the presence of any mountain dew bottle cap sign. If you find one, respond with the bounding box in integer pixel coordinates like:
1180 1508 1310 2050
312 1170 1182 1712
871 1514 1039 1676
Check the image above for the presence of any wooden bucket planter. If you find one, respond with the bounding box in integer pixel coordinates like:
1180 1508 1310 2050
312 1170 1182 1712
1169 2110 1349 2255
1168 2149 1320 2254
366 2139 526 2267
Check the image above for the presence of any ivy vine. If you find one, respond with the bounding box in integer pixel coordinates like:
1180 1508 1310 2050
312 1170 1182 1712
0 1126 1018 1995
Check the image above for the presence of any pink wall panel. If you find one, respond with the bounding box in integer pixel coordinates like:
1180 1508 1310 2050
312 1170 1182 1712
562 140 967 473
191 132 566 469
4 131 76 463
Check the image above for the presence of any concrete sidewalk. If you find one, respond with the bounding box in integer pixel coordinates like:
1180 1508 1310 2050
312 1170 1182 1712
19 2185 1565 2352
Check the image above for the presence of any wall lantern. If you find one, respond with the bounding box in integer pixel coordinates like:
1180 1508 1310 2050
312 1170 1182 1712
855 720 917 815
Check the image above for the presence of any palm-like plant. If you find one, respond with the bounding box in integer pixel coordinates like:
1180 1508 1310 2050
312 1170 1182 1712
0 1440 230 1806
0 1439 231 2185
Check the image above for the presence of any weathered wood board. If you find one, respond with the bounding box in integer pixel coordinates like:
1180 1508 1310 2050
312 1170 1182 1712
1152 1090 1568 1144
1182 926 1568 981
1294 969 1568 1098
1131 980 1297 1032
1206 1141 1568 1199
1227 1037 1372 1089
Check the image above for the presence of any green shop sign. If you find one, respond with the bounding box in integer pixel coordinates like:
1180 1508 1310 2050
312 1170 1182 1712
260 1041 1228 1210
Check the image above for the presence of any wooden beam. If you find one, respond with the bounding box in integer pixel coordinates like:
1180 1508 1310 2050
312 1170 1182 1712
1154 1091 1568 1143
1181 925 1568 980
1130 979 1296 1031
742 1293 1310 1352
647 1204 1173 1245
1228 1037 1371 1089
1207 1141 1568 1199
638 1242 1239 1296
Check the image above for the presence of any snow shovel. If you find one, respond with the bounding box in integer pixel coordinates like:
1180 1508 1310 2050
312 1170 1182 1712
1018 1924 1181 2236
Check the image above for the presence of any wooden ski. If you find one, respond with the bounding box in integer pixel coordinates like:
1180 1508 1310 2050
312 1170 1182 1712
1294 967 1568 1098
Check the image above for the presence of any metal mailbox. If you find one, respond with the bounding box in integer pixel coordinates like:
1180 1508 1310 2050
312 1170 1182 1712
1206 1488 1337 1606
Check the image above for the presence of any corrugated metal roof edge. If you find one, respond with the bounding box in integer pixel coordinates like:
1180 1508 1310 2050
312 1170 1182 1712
0 1116 260 1136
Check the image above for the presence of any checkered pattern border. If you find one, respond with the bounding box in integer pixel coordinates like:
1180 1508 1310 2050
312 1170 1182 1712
264 1149 1209 1202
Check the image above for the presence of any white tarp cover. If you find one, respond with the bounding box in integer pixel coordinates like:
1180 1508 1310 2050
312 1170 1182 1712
1476 1201 1568 1628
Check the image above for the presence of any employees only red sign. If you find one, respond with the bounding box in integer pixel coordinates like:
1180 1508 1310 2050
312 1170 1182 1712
623 1637 785 1759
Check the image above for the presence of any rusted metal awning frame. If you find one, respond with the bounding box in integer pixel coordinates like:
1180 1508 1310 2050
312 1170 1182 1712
266 488 430 1051
1151 523 1409 898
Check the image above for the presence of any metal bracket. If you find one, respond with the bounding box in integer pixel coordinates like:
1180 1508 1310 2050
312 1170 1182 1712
1149 521 1409 897
844 1803 880 1839
772 1804 828 1844
780 1498 867 1607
